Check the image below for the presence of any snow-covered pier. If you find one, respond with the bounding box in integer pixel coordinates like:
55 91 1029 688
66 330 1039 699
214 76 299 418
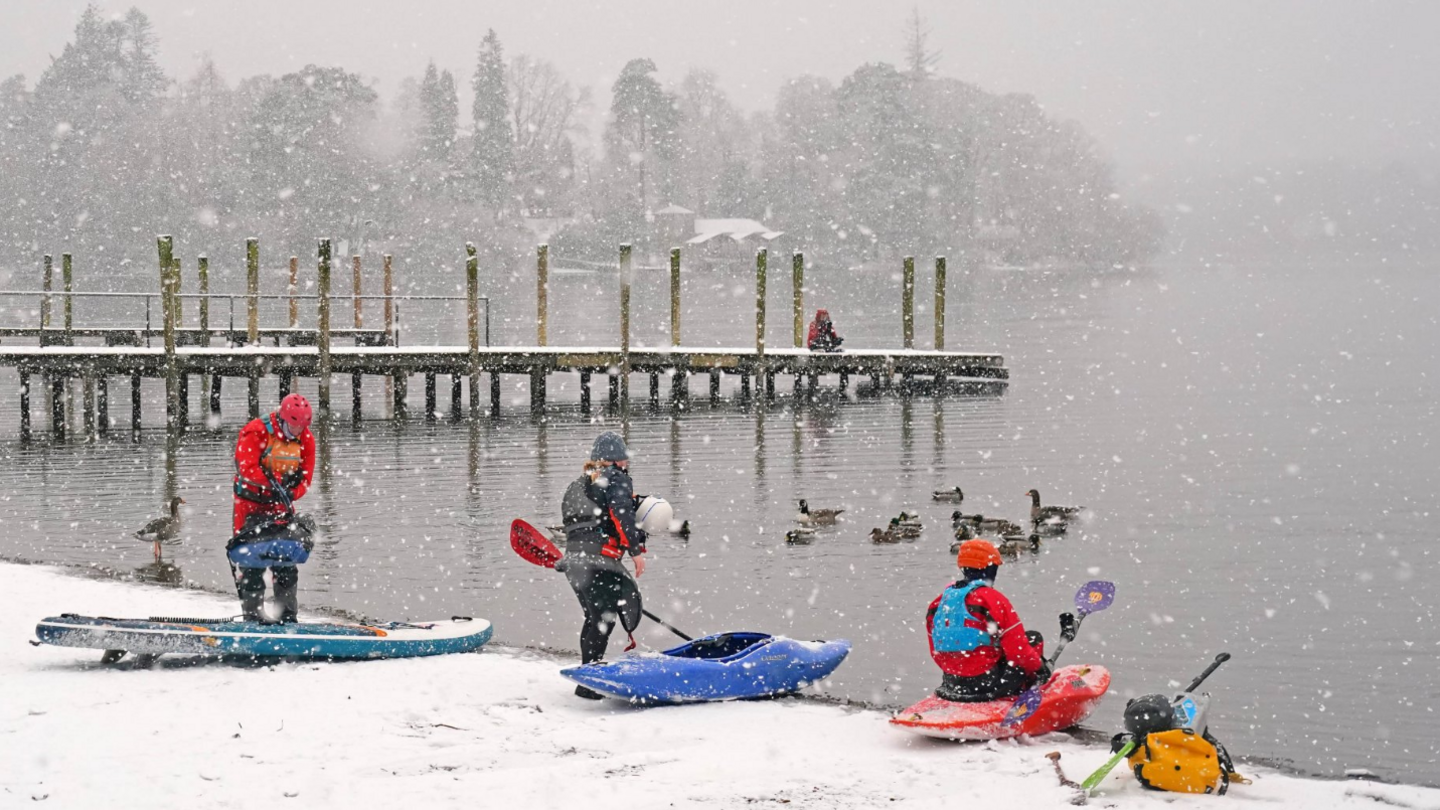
0 240 1006 437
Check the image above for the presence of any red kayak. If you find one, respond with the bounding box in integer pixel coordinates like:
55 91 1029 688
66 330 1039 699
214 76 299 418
890 664 1110 740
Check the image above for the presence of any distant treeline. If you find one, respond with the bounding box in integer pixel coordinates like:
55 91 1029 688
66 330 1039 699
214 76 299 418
0 6 1163 280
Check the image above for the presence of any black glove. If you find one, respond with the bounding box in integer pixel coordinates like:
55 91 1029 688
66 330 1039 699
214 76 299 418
282 470 304 491
1059 611 1077 642
1032 662 1053 686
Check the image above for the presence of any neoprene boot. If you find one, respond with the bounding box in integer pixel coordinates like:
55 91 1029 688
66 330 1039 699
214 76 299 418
273 566 300 623
235 567 266 622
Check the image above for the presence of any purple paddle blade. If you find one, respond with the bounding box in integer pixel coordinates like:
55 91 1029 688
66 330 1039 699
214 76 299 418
1074 581 1115 615
1001 686 1044 727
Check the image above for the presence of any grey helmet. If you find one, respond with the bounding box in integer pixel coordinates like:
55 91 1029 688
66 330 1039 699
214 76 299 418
590 431 630 462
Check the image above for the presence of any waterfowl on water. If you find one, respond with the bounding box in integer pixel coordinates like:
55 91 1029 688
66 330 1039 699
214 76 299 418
932 487 965 503
967 513 1024 537
797 499 845 526
870 526 904 544
1027 489 1083 529
786 527 816 545
997 533 1042 555
135 497 185 560
677 520 691 539
948 521 975 554
889 517 923 539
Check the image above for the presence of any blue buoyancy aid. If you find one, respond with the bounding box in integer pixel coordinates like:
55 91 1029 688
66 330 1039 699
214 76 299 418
931 579 996 653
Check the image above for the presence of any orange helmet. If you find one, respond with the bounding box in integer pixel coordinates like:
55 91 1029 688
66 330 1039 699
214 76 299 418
956 539 1003 570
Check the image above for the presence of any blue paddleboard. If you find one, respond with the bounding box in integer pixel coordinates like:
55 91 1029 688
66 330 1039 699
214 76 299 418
560 631 851 703
35 614 492 660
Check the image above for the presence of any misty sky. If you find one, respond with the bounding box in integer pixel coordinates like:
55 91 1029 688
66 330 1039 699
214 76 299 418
3 1 1437 181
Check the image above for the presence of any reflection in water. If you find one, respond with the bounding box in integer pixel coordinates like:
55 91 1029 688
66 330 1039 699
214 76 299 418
134 558 184 586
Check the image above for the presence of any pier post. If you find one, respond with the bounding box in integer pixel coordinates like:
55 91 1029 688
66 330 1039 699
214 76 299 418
159 235 180 428
209 374 222 419
709 370 720 404
352 255 363 329
530 369 546 413
425 372 437 419
670 247 681 347
608 373 619 409
51 376 64 437
536 244 549 346
317 239 333 417
97 375 108 432
765 372 775 402
580 370 592 412
383 253 394 414
279 369 292 397
393 371 408 419
740 372 751 401
934 256 946 351
352 372 362 423
131 373 142 432
466 242 481 418
619 244 632 412
247 372 260 418
350 255 363 413
198 255 211 408
649 372 659 407
62 253 74 346
450 374 462 420
755 248 767 357
792 252 804 348
19 370 30 438
490 372 501 416
41 254 53 334
288 256 299 330
177 373 188 427
902 256 915 350
246 237 260 346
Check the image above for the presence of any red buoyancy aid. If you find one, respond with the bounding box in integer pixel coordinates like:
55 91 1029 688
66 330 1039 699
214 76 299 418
234 414 314 503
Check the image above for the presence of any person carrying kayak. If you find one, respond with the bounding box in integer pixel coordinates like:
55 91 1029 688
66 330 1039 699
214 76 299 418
806 308 844 352
926 539 1049 702
557 430 648 699
231 393 316 622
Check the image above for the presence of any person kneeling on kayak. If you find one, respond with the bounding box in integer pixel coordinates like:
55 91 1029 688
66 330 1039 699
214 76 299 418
557 431 648 699
927 539 1049 702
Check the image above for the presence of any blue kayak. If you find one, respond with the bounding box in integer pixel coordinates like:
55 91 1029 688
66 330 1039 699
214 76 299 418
560 632 852 704
35 613 492 661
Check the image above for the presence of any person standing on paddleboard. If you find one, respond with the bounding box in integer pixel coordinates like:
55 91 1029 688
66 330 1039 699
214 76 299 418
926 539 1050 702
230 393 316 623
557 431 648 699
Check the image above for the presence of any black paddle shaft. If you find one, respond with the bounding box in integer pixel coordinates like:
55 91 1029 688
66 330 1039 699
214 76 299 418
641 608 693 642
1184 652 1232 693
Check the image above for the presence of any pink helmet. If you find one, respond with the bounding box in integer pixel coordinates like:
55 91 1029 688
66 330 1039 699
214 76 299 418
278 393 313 433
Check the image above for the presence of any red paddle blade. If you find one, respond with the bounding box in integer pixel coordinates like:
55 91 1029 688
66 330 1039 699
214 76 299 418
510 519 562 569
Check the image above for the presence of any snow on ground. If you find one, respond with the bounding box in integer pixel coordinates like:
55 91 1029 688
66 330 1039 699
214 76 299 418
4 563 1438 810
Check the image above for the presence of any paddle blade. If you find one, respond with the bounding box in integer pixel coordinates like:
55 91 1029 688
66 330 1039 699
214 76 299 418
510 519 562 569
1001 686 1043 727
1081 739 1137 792
1074 581 1116 615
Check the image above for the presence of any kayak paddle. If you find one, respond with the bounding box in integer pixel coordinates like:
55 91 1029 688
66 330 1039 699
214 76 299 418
1001 580 1116 727
508 518 694 642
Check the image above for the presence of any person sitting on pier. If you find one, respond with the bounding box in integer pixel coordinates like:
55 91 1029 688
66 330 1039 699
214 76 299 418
231 393 316 623
926 539 1049 702
807 309 844 352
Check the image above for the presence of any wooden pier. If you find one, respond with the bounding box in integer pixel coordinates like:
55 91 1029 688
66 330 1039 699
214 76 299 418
0 238 1007 438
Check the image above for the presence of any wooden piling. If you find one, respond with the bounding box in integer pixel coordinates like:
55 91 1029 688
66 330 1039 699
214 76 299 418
490 372 501 416
536 244 549 346
246 237 260 345
383 254 394 342
248 373 260 418
62 253 74 346
279 369 292 397
177 373 189 427
425 372 437 419
466 242 480 417
792 252 804 348
670 247 681 347
198 256 210 344
709 370 720 404
19 370 30 438
580 370 592 412
131 372 142 431
934 256 947 351
159 235 179 427
352 372 363 422
51 376 64 437
903 255 915 350
755 248 768 356
393 371 408 419
317 239 333 415
607 373 619 409
209 374 222 418
97 376 108 432
531 370 546 413
619 244 632 409
649 372 659 407
352 255 363 328
450 374 462 420
41 255 53 331
288 256 299 329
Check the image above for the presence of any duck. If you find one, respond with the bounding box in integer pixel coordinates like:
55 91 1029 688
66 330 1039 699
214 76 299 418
948 521 975 554
786 527 817 545
967 513 1025 537
676 520 691 540
797 499 845 526
870 526 904 544
997 533 1042 556
932 486 965 503
1026 489 1083 529
135 497 185 560
889 516 923 539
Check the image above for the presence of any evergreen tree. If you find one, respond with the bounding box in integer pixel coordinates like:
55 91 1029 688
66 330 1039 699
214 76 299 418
903 7 941 80
604 58 679 223
418 62 458 160
471 30 513 212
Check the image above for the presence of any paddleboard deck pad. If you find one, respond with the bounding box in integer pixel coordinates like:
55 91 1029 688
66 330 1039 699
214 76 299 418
35 613 492 661
890 664 1110 740
560 631 851 704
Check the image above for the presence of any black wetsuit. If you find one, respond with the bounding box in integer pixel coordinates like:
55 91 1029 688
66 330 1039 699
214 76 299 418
559 467 647 663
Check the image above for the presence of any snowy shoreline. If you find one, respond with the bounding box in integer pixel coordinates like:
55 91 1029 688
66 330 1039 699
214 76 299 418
5 562 1438 809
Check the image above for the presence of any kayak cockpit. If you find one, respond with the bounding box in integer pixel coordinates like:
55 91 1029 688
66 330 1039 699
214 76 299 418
662 632 773 661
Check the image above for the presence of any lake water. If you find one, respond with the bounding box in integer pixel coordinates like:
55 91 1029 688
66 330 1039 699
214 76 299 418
1 253 1436 784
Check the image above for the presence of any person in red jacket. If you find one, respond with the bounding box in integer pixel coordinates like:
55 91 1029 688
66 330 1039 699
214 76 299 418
231 393 316 622
926 539 1049 702
806 309 843 352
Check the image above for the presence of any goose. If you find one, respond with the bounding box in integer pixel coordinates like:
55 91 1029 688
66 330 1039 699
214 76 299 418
932 486 965 503
797 499 845 526
135 497 185 560
967 513 1024 537
870 526 904 544
786 527 817 545
889 517 923 539
1026 489 1083 529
